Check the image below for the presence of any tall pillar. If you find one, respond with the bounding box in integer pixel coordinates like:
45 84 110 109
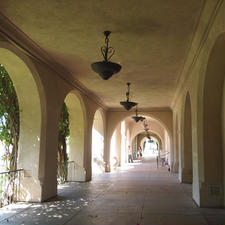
115 124 122 167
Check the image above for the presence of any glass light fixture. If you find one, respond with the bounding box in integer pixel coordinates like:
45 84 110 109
91 31 122 80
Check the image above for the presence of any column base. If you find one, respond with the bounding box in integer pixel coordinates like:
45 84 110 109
198 182 224 207
172 161 179 173
105 162 111 172
67 164 86 182
180 168 192 183
18 170 42 202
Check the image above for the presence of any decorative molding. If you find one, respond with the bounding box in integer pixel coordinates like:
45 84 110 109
0 12 107 111
171 0 224 108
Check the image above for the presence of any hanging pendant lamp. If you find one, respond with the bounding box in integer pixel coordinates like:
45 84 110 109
146 132 151 140
143 119 149 131
132 106 145 122
143 119 151 140
91 31 122 80
120 82 137 110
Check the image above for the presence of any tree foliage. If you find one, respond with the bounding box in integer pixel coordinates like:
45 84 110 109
0 65 20 171
58 103 70 183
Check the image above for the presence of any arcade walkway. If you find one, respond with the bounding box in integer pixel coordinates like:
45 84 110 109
0 157 224 225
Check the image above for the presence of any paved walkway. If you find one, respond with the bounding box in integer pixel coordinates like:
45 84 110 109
0 156 224 225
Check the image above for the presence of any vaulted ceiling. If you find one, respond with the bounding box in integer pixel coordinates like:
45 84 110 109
0 0 205 109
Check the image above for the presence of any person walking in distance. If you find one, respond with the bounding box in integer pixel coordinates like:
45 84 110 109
128 145 133 163
138 146 143 161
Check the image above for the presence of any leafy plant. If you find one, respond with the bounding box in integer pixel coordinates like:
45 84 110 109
0 65 19 172
57 103 70 184
0 64 20 206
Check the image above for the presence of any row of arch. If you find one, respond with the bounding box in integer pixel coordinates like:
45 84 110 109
0 40 172 203
2 31 224 209
110 115 171 168
173 33 225 207
0 42 98 201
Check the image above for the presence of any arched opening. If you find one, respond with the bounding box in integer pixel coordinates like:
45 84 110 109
57 103 70 184
130 119 170 163
63 92 85 182
202 34 225 207
92 109 104 175
140 135 160 157
181 92 193 183
109 115 171 170
0 46 43 202
0 65 20 206
132 131 170 168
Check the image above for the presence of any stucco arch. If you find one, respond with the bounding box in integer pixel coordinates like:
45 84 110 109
198 33 225 207
141 136 159 150
92 107 106 142
107 111 172 142
193 32 225 207
132 130 163 149
63 91 86 181
137 132 162 150
106 112 172 170
130 119 165 140
0 42 46 202
105 110 173 171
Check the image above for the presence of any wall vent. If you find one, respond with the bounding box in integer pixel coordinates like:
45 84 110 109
209 185 221 196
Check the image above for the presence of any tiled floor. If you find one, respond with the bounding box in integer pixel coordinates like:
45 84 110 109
0 156 224 225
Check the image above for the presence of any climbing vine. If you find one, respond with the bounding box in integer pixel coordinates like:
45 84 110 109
58 103 70 184
0 65 20 172
0 65 20 206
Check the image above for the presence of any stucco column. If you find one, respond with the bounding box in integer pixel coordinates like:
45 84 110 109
173 129 179 173
115 124 122 167
104 138 111 172
84 122 93 181
137 134 142 148
35 95 59 202
83 99 97 181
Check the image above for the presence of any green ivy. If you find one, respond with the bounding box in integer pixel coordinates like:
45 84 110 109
0 65 20 172
58 103 70 184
